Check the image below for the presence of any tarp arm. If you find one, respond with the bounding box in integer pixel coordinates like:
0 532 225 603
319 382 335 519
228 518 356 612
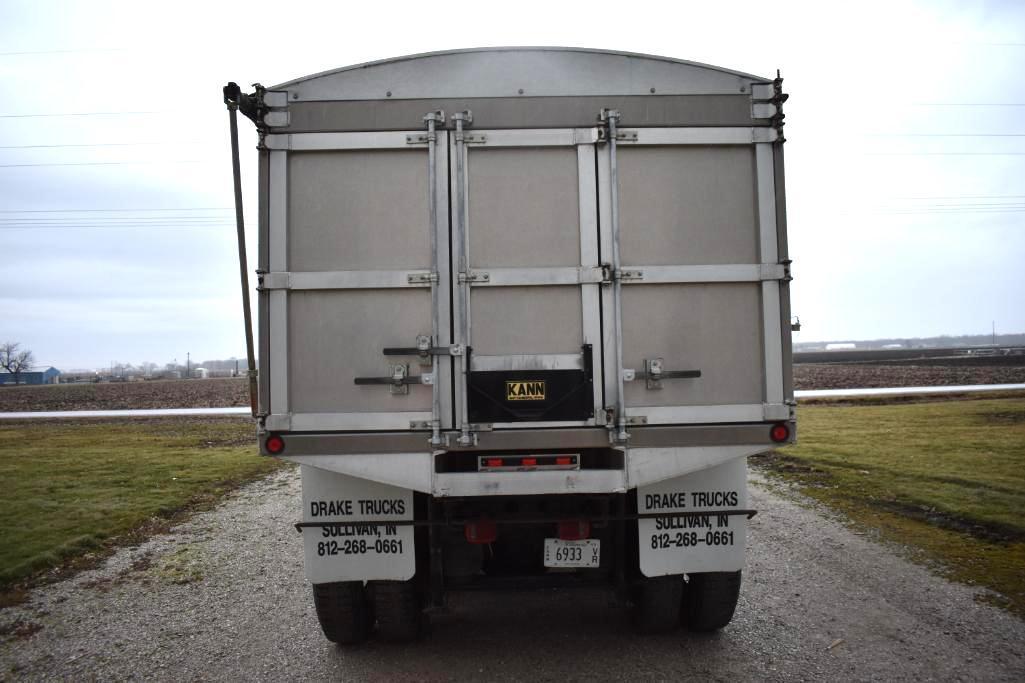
223 82 259 418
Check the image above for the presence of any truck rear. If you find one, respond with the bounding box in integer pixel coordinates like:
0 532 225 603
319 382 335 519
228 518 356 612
225 47 794 643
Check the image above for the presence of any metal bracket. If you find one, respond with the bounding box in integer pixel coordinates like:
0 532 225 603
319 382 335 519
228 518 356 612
762 403 792 421
619 269 643 282
451 111 485 144
625 416 648 426
407 272 439 285
406 111 447 145
383 337 463 363
458 271 490 284
646 358 665 389
622 359 702 389
354 364 433 395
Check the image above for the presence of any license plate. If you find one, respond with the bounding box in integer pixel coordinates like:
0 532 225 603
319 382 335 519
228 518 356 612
543 539 600 568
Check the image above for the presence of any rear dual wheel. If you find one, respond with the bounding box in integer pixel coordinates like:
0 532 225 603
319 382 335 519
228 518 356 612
312 581 372 644
682 571 742 632
632 571 742 634
368 580 424 642
313 579 424 644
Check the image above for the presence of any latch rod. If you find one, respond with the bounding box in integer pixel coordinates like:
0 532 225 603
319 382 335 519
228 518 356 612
223 82 259 418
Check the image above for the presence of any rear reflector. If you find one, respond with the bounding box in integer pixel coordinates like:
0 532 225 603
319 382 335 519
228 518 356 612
557 519 590 541
265 434 285 454
465 519 497 544
770 423 790 443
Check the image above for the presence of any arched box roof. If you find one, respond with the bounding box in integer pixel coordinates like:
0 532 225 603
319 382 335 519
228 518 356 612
273 47 772 102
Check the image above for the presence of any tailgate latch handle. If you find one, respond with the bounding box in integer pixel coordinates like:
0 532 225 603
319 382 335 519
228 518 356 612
354 364 434 395
623 358 702 390
382 335 463 365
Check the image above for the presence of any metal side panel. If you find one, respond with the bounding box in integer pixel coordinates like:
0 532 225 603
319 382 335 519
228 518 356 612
288 149 429 272
267 130 451 432
282 95 759 133
288 290 433 413
452 128 603 432
599 128 785 426
617 145 757 266
621 283 764 407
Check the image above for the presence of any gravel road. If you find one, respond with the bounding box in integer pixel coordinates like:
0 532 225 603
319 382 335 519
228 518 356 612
3 467 1023 682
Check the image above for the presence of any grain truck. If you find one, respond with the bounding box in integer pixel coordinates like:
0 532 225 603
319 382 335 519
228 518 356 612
223 47 794 643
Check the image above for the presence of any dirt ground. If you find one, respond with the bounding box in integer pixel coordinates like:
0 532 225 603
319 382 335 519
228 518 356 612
793 363 1025 390
0 378 248 412
1 364 1023 413
3 468 1023 681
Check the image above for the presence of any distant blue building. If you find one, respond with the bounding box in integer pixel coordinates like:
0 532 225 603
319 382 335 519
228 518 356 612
0 366 61 385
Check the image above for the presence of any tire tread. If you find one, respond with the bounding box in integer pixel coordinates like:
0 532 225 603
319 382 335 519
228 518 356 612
312 581 370 644
683 571 742 632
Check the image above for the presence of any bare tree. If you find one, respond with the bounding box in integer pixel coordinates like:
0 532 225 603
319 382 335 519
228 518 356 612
0 342 35 385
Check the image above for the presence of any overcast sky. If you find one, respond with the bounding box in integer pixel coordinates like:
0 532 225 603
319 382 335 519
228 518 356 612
1 0 1023 369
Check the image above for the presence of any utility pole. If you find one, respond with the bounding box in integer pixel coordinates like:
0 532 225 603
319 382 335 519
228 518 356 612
992 321 996 346
187 351 191 379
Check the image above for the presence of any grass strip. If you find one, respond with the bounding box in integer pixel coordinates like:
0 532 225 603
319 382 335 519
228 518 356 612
753 396 1025 618
0 417 281 588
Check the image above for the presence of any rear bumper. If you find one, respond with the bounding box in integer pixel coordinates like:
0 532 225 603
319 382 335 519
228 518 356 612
263 422 793 457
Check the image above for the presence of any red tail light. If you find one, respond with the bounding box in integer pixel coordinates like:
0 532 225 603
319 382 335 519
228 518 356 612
557 519 590 541
265 434 285 454
521 457 537 467
465 519 497 544
770 423 790 443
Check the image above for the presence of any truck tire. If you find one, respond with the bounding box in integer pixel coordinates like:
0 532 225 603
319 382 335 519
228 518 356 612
312 581 371 644
633 575 684 634
682 571 742 632
370 580 423 642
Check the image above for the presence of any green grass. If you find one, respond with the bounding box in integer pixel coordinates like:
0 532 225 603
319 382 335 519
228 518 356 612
0 418 282 587
754 395 1025 617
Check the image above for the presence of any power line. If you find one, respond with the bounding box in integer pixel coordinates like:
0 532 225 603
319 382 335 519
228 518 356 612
864 152 1025 156
0 111 163 119
0 207 232 213
0 225 238 233
880 195 1025 200
0 141 203 149
0 160 203 168
909 102 1025 106
865 133 1025 137
0 48 127 56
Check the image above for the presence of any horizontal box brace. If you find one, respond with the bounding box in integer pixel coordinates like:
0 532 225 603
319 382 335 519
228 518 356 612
259 270 434 290
616 263 788 285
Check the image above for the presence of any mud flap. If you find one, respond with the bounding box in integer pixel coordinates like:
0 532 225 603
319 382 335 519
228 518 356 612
300 465 415 583
637 457 748 577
